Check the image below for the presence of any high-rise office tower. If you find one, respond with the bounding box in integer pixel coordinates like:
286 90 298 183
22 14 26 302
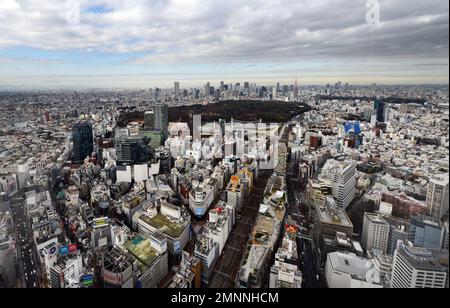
174 82 180 98
325 84 333 96
294 78 299 100
144 111 155 130
154 103 169 141
72 122 93 164
427 173 449 219
156 147 171 175
362 213 390 253
204 82 211 97
374 100 386 123
391 243 448 288
115 136 151 165
244 82 250 91
326 160 357 209
282 85 289 96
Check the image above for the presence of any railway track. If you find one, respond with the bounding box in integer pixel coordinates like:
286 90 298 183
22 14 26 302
209 170 273 288
209 123 292 288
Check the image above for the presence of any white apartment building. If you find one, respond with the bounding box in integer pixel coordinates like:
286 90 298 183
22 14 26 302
320 160 357 209
426 173 449 219
362 213 390 253
203 206 233 255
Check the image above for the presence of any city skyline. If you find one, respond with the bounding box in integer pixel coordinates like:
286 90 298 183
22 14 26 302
0 0 449 89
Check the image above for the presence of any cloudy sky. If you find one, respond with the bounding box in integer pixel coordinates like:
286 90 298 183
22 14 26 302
0 0 448 89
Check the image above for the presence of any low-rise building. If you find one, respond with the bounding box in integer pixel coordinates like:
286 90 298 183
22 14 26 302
123 234 168 288
325 252 383 288
137 201 190 256
269 231 302 288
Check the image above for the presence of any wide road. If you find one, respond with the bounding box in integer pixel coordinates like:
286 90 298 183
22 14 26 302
0 197 19 288
10 195 41 288
286 154 322 288
297 237 321 288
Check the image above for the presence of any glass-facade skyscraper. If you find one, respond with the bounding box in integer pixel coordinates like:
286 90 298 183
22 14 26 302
72 122 93 164
144 111 155 130
374 100 386 123
115 135 151 166
154 103 169 142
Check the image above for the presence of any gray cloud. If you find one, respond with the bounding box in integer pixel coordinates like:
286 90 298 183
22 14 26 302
0 0 448 85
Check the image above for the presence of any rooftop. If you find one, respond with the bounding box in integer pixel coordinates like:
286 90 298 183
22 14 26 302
399 245 449 272
411 214 442 228
124 236 159 272
316 204 353 227
365 213 389 226
322 159 357 175
140 213 187 239
328 252 381 285
430 173 449 186
103 248 135 274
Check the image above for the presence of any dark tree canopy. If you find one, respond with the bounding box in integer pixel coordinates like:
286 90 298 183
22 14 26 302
117 100 311 127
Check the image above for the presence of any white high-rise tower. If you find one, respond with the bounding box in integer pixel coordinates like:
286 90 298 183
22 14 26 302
427 173 449 219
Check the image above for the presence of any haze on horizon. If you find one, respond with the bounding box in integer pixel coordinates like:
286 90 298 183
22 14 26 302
0 0 448 90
